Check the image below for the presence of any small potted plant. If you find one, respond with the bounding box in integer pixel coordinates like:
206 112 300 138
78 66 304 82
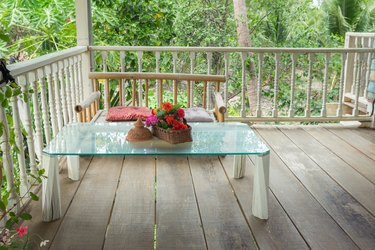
145 102 192 144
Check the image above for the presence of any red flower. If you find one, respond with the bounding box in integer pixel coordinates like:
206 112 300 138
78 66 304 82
173 120 188 130
152 108 157 115
16 226 28 237
176 108 185 118
165 115 175 125
162 102 173 112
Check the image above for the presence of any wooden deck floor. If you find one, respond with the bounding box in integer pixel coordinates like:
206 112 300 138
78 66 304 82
25 125 375 250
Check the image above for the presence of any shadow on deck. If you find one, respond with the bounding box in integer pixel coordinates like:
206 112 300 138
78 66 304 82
25 125 375 250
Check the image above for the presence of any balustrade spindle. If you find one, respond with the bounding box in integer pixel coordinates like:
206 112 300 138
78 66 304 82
363 38 372 96
0 105 19 211
38 68 52 143
58 61 69 125
120 51 126 106
45 65 58 137
256 53 263 117
63 59 73 123
75 56 82 103
18 75 38 175
337 53 347 117
351 37 360 95
289 53 297 117
305 54 314 117
102 51 109 110
155 51 161 107
321 53 330 117
224 52 229 118
52 63 63 131
353 53 362 116
78 55 84 102
272 53 280 118
10 94 29 197
206 52 213 110
189 52 195 107
240 52 247 117
29 72 44 160
137 51 143 106
69 58 78 122
173 52 178 104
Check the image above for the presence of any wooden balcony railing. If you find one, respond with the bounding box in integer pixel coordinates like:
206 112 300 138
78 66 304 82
0 38 374 221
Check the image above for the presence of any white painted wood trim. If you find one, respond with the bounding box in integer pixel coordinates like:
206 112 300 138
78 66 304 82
42 153 62 222
233 155 246 179
67 156 80 181
252 153 270 220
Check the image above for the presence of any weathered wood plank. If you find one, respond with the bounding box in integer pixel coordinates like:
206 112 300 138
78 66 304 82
256 126 374 249
305 126 375 184
103 156 155 250
24 156 92 249
281 127 375 216
156 156 206 250
252 130 358 249
220 155 309 250
351 128 375 144
50 156 123 250
328 127 375 161
189 156 257 250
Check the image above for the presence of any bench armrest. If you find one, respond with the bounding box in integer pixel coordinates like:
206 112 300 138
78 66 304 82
214 92 227 122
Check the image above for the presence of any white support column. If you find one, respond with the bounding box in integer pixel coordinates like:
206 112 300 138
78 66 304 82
42 153 61 222
233 155 246 179
252 153 270 220
67 156 80 181
75 0 92 99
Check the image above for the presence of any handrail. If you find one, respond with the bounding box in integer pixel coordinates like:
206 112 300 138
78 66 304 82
89 72 226 82
90 45 375 53
8 46 88 77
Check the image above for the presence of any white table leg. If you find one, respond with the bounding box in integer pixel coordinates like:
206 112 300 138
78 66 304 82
42 153 62 222
252 152 270 220
233 155 246 178
67 156 80 181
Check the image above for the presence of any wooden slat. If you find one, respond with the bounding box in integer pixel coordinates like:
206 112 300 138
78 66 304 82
189 156 257 249
256 126 370 249
89 72 226 82
351 128 375 144
281 126 375 217
305 127 375 184
104 157 155 249
220 155 309 250
156 156 206 249
51 156 123 249
254 128 360 249
203 81 207 109
328 127 375 161
25 157 92 249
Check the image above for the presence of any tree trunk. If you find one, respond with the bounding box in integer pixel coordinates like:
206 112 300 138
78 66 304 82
233 0 257 115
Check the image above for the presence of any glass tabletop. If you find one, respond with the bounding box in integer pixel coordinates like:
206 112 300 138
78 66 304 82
43 122 269 156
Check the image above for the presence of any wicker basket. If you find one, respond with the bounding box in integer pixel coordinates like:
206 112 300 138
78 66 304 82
152 125 192 144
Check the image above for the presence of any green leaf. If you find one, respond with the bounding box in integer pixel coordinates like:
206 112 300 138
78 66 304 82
0 201 6 211
38 169 45 176
29 192 39 201
12 88 22 97
5 219 14 229
20 213 32 220
5 86 12 98
0 245 9 250
9 212 16 217
1 99 8 108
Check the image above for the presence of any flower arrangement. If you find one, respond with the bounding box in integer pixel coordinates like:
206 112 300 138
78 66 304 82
146 102 188 130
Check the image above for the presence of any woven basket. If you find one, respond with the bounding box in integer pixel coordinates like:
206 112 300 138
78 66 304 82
152 125 192 144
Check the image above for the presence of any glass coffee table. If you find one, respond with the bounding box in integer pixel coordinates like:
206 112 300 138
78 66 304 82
42 122 270 221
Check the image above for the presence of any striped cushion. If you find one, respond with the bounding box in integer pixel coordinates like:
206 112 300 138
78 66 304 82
106 106 151 121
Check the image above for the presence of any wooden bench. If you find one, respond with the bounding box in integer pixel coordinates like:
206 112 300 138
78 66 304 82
75 72 227 122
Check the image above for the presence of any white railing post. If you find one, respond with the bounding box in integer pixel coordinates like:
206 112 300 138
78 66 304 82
305 54 313 117
224 52 229 118
172 51 178 104
321 53 330 117
10 94 29 198
240 52 247 117
288 53 297 118
120 51 127 106
58 61 69 125
137 51 143 106
0 105 19 212
337 53 347 117
272 53 280 118
207 52 213 110
52 63 63 131
64 59 73 123
68 58 77 122
45 65 58 137
102 51 109 110
189 52 195 108
18 75 38 175
256 53 263 117
38 68 52 143
155 51 161 107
